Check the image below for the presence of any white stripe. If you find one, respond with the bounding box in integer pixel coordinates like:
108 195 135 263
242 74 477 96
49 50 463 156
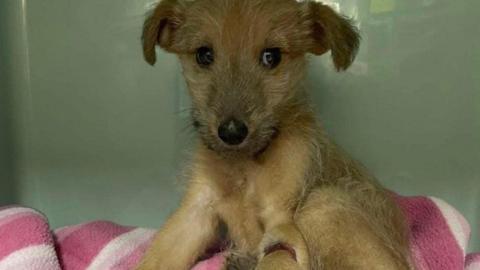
466 261 480 270
0 207 39 221
0 244 60 270
86 228 155 270
430 197 469 254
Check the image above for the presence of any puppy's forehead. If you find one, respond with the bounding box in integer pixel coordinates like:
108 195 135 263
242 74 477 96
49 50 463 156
181 0 310 52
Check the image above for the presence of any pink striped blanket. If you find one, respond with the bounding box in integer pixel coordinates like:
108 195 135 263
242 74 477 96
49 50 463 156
0 195 479 270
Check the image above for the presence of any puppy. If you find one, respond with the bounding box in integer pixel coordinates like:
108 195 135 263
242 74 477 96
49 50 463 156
137 0 413 269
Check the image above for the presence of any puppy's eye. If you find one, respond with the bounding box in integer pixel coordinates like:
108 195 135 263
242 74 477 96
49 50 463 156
260 48 281 69
196 47 214 67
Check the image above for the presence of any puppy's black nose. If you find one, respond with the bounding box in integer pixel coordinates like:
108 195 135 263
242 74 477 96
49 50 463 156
218 118 248 145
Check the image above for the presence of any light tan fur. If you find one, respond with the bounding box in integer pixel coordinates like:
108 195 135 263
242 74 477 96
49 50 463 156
137 0 413 269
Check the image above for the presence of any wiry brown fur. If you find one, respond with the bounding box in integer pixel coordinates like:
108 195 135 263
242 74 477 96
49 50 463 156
137 0 413 269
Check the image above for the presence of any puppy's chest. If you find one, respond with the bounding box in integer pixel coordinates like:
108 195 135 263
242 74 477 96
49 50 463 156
214 168 263 212
206 156 307 246
214 172 265 248
211 160 305 216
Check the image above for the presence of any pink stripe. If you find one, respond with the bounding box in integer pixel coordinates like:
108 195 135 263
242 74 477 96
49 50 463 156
56 221 133 270
0 215 52 260
395 195 465 270
0 212 37 228
113 236 154 270
54 222 91 242
410 244 428 270
192 254 225 270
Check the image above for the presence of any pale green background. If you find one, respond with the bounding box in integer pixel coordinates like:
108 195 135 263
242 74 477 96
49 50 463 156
0 0 479 251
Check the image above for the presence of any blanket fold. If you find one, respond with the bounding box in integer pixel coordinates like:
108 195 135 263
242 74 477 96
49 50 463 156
0 195 478 270
0 206 61 270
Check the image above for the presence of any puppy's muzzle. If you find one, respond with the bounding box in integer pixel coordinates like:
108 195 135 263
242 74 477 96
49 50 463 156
218 118 249 146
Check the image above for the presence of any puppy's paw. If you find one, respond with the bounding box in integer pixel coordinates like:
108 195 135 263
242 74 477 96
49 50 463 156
223 252 257 270
255 251 303 270
258 225 310 269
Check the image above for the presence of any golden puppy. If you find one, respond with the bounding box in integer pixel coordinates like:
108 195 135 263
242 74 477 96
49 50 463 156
137 0 413 269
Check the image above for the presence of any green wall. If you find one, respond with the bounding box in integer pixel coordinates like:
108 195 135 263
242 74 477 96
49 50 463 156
0 0 478 251
0 68 15 205
0 31 13 205
0 57 15 205
0 0 22 205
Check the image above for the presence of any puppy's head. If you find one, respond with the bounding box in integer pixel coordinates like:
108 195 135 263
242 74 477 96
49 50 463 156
143 0 359 157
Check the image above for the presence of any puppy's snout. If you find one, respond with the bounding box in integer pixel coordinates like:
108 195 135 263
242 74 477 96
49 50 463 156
218 118 249 146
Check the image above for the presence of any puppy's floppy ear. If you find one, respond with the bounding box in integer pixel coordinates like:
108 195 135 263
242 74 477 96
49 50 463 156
307 2 360 71
142 0 185 65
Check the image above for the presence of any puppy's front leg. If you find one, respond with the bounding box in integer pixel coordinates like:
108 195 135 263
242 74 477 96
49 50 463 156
256 215 309 270
136 183 218 270
254 133 313 270
256 250 302 270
